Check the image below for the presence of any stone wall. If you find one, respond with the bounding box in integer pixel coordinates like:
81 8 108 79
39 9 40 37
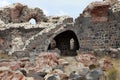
0 1 120 55
22 16 74 53
75 20 120 50
0 14 74 54
0 3 46 24
75 0 120 51
0 27 44 54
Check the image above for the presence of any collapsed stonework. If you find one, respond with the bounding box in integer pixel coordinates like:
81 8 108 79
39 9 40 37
0 0 120 80
0 0 120 57
0 3 46 24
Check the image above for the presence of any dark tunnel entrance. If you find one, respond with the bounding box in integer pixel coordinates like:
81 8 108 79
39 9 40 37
48 30 79 56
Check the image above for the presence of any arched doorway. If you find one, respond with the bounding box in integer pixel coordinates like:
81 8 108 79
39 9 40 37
48 30 79 56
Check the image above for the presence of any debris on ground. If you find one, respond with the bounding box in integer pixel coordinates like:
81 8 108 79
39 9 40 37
0 52 118 80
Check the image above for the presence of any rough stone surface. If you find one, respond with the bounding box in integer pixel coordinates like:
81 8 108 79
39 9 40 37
76 53 97 66
0 3 46 24
0 61 21 70
86 68 104 80
0 52 116 80
0 66 35 80
0 1 119 57
82 1 110 22
99 59 113 71
104 0 118 5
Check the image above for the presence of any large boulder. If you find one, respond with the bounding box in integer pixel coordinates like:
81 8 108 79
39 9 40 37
69 71 85 80
99 59 113 71
76 54 97 67
86 68 104 80
12 51 30 58
33 52 59 73
27 71 44 80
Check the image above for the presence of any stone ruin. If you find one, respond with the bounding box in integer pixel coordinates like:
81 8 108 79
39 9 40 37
0 0 120 57
0 0 119 80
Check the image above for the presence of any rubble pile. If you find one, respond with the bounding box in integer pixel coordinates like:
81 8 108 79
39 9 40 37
0 52 117 80
75 53 117 80
76 53 97 66
0 60 21 70
0 67 26 80
0 61 34 80
0 0 120 58
0 52 61 80
0 0 119 79
33 52 59 73
99 59 113 71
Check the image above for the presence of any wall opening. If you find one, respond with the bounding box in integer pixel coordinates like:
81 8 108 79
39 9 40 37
48 30 79 56
29 18 37 24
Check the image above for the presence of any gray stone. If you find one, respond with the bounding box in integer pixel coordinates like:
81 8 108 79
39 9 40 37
69 71 85 80
12 51 29 58
86 68 104 80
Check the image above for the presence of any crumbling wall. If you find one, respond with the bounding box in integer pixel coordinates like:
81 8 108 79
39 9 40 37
0 27 44 54
82 1 110 22
22 16 74 53
0 3 46 24
75 0 120 51
0 1 120 55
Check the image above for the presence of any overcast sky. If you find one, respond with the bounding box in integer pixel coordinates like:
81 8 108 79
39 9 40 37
0 0 107 18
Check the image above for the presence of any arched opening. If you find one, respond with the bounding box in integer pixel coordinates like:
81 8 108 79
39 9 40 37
48 30 79 56
29 18 37 24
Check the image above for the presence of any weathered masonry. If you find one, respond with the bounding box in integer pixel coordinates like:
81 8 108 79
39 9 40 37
0 0 120 56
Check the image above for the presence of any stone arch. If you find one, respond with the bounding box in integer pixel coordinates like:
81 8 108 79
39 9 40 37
48 30 79 56
26 14 38 23
21 8 44 23
25 11 43 23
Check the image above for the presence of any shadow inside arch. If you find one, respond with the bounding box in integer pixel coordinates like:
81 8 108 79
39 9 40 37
48 30 79 56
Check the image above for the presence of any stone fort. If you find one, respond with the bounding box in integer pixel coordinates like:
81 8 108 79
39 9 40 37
0 0 120 56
